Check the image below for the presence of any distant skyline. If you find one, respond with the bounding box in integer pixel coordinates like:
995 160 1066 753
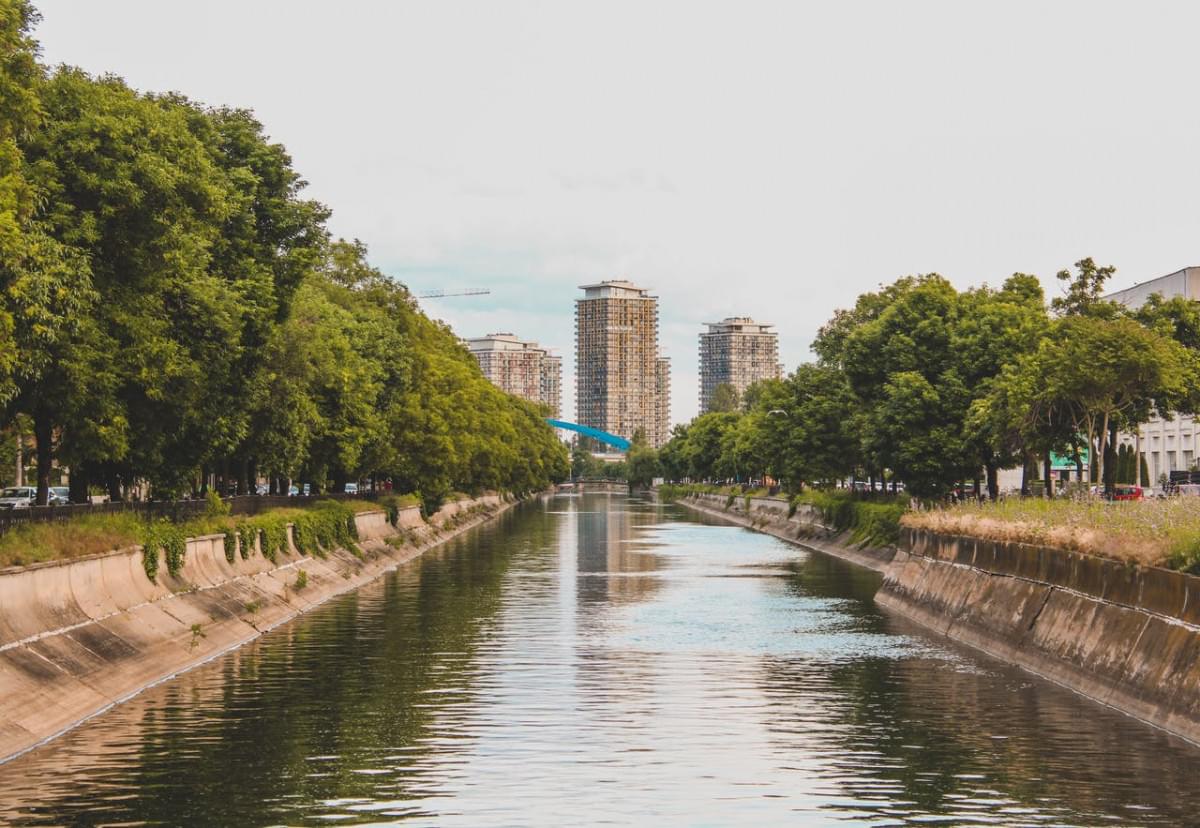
35 0 1200 424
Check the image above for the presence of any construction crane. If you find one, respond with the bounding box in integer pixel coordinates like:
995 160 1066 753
414 288 491 299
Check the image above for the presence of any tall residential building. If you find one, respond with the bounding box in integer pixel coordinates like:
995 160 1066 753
1108 267 1200 485
698 317 782 413
541 353 562 419
465 332 562 418
575 280 671 448
655 357 671 447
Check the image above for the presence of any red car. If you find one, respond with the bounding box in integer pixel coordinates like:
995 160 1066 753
1111 485 1143 501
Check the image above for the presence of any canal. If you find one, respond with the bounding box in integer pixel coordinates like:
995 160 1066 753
1 494 1198 826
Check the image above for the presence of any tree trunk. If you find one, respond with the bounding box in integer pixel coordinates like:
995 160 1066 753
1105 419 1119 493
69 464 89 504
14 433 22 487
1135 429 1142 487
973 476 981 501
33 413 52 506
1020 455 1030 497
1097 412 1111 496
1043 454 1054 499
105 466 122 502
986 462 999 501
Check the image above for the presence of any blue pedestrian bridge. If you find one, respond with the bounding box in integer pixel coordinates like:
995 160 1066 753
545 419 631 452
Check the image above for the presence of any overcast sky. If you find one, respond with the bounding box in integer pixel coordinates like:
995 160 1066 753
34 1 1200 425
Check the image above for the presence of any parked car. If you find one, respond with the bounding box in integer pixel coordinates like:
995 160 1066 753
288 485 299 496
0 486 36 510
49 486 70 505
1094 484 1144 501
255 483 269 495
344 482 358 495
1111 485 1144 501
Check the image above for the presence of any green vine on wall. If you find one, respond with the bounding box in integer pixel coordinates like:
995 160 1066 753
138 502 360 582
290 502 358 559
141 543 159 582
236 522 257 560
258 516 288 563
141 520 187 581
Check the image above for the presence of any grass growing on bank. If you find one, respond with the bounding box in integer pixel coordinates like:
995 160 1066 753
660 483 907 549
903 497 1200 571
793 490 908 548
0 496 372 572
0 512 149 569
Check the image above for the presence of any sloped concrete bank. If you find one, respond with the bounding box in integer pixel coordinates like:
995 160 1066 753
0 493 516 764
881 527 1200 746
672 491 1200 745
673 492 895 572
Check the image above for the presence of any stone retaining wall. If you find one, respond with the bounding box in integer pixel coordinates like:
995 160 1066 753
0 494 518 764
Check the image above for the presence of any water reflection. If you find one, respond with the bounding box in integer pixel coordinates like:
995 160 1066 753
0 495 1198 826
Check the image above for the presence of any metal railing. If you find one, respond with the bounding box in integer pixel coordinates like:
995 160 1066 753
0 491 377 537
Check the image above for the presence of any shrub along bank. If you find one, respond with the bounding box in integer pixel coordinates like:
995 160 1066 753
0 494 363 577
661 484 907 549
793 490 907 548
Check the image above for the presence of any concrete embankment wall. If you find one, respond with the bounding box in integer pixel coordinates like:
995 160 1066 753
672 490 1200 745
0 494 516 764
675 492 895 572
880 528 1200 745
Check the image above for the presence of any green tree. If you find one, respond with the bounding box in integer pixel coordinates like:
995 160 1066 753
1051 257 1121 319
626 440 661 489
657 423 690 481
954 274 1049 498
681 412 739 480
707 383 740 413
1020 316 1193 489
840 275 972 495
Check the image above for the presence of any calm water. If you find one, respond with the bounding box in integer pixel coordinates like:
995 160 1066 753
2 494 1199 826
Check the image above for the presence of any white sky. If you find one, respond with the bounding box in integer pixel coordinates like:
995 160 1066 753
34 1 1200 425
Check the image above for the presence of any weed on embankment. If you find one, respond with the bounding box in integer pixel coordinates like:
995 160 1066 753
904 496 1200 571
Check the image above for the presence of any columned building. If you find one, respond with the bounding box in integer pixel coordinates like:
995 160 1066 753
575 280 671 448
698 317 782 413
465 332 562 418
1108 267 1200 485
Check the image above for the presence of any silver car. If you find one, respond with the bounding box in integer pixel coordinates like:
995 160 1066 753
0 486 36 510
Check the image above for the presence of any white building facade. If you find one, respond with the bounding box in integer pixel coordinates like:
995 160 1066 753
465 332 562 418
1108 267 1200 485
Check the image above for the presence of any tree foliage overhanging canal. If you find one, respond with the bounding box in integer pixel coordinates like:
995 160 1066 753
0 1 568 511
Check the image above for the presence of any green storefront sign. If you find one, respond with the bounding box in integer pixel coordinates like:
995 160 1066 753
1050 449 1089 471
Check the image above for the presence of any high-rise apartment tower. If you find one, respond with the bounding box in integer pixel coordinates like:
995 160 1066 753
575 280 671 448
465 332 562 418
698 317 782 413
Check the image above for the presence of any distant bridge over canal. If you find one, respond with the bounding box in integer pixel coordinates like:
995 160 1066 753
556 479 630 494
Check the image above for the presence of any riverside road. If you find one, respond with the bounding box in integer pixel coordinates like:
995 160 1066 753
0 494 1197 826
